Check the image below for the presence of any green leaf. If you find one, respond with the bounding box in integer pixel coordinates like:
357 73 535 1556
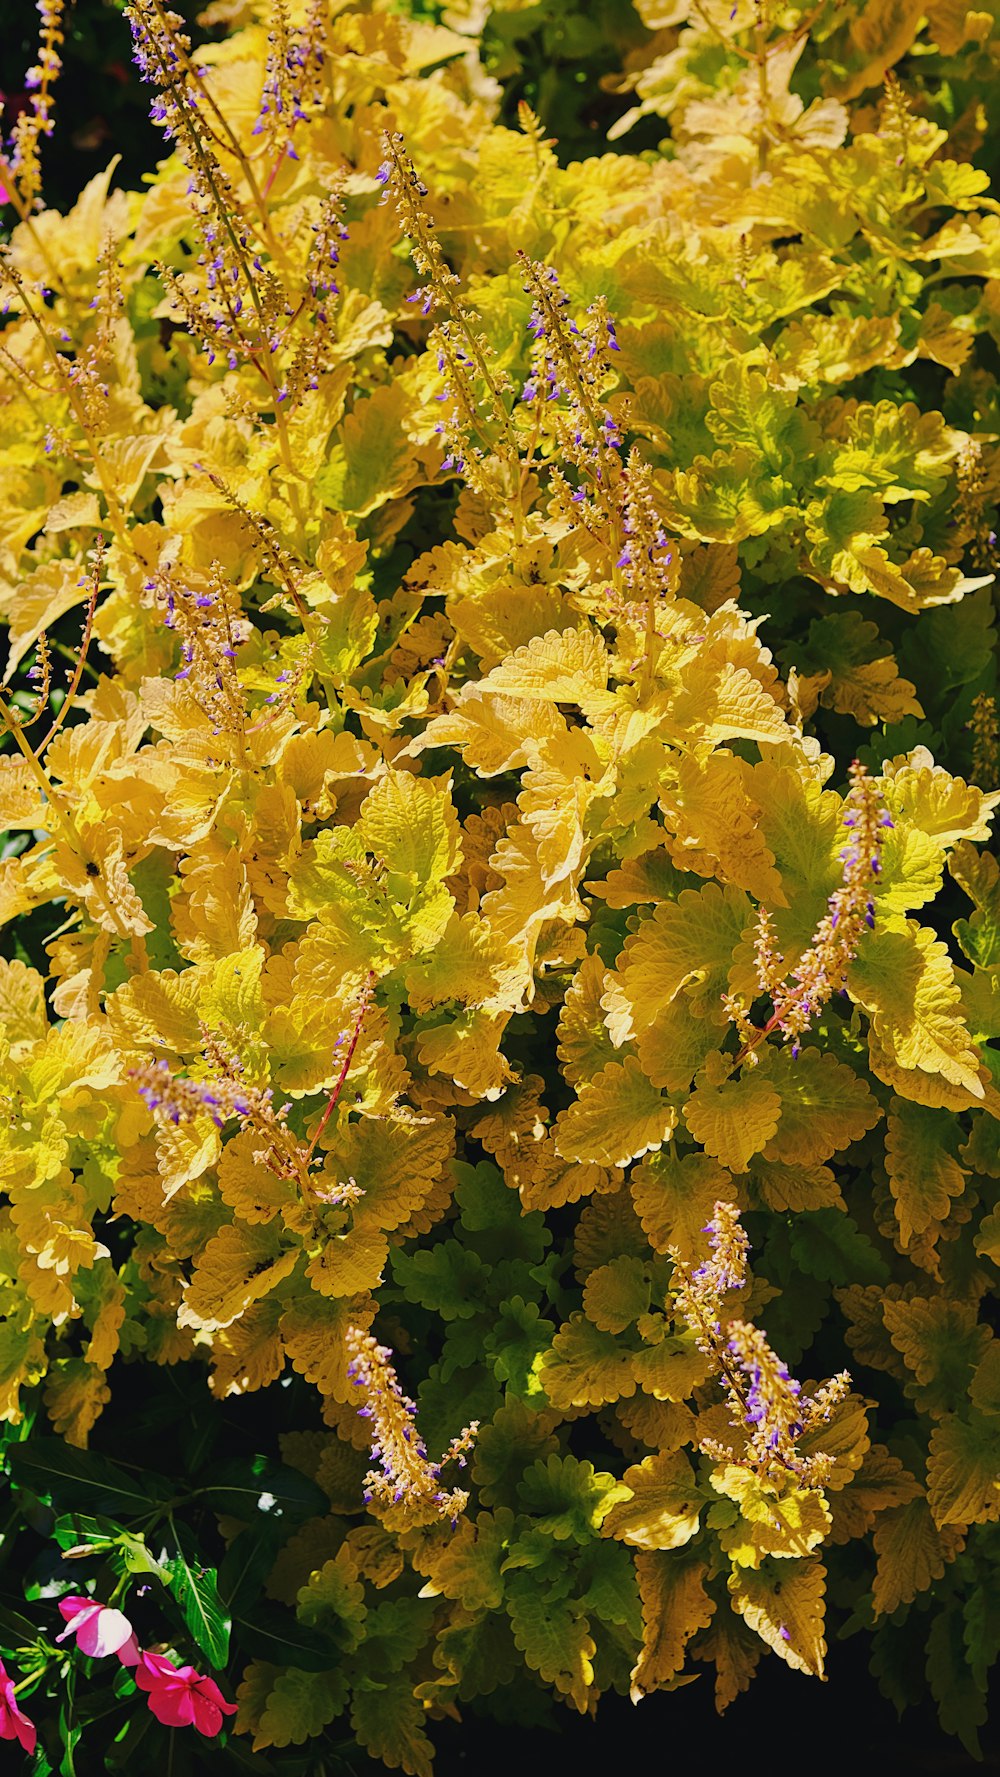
390 1240 491 1319
788 1209 890 1285
164 1536 231 1669
217 1525 283 1617
7 1440 173 1516
196 1457 328 1522
233 1603 344 1671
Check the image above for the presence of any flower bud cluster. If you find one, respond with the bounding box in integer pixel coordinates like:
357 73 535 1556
131 1055 272 1131
729 760 892 1060
969 691 999 788
345 1324 478 1523
253 0 328 161
671 1202 851 1486
377 132 520 510
517 254 623 520
145 561 250 737
4 0 65 206
128 1 344 424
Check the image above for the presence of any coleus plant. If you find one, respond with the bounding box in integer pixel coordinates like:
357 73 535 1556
0 0 998 1769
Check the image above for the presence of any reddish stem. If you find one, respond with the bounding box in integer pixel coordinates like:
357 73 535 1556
303 971 375 1166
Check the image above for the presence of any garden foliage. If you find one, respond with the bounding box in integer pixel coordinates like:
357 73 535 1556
0 0 999 1768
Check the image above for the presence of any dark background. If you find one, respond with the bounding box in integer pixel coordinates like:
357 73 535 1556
0 1 996 1771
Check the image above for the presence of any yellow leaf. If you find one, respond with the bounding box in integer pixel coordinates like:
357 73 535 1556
350 1671 434 1777
2 557 92 681
556 952 616 1087
54 825 153 938
885 1098 969 1249
729 1557 826 1677
210 1298 286 1398
747 1160 845 1213
630 1150 731 1259
827 1442 922 1544
683 1069 782 1172
872 1497 962 1613
631 1333 711 1402
406 1509 512 1612
610 883 751 1045
711 1467 831 1564
178 1224 299 1333
884 756 999 849
154 1115 222 1202
320 383 416 517
691 1611 762 1713
255 1668 347 1751
927 1413 1000 1527
43 1357 111 1448
630 1553 715 1698
660 751 784 903
0 958 48 1053
217 1132 298 1225
414 686 565 776
358 769 461 896
602 1451 702 1550
582 1256 650 1334
505 1572 597 1712
305 1226 388 1299
105 968 203 1055
477 626 614 722
340 1112 455 1236
848 922 984 1101
554 1057 676 1167
540 1314 638 1411
759 1046 882 1166
172 851 258 964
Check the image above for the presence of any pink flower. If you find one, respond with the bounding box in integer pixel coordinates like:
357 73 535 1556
56 1596 140 1665
0 1661 36 1755
135 1652 237 1736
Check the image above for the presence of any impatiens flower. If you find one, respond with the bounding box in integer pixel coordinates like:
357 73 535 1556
135 1652 237 1735
0 1660 36 1755
56 1595 140 1664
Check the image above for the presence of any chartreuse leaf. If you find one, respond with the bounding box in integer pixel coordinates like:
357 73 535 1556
505 1570 597 1712
950 841 1000 971
252 1668 348 1751
516 1454 631 1543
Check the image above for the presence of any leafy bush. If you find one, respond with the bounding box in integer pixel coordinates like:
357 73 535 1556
0 0 999 1770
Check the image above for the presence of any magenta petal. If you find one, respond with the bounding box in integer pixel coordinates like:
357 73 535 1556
78 1607 137 1659
145 1684 197 1730
57 1596 93 1625
56 1602 101 1645
0 1684 37 1755
117 1634 141 1668
136 1651 183 1691
191 1695 223 1736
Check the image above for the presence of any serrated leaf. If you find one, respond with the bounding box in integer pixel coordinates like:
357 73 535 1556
554 1057 676 1167
788 1209 889 1285
682 1068 782 1172
729 1557 826 1677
